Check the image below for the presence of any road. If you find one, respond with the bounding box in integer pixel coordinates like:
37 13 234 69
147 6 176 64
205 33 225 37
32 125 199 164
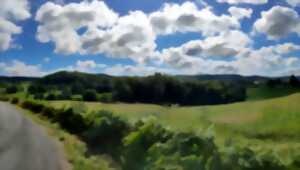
0 102 69 170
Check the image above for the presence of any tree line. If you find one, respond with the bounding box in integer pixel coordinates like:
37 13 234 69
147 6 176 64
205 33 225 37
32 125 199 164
27 72 247 105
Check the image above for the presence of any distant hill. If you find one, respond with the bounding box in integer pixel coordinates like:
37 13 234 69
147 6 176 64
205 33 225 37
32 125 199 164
176 74 270 82
1 71 299 84
38 71 112 85
0 76 38 83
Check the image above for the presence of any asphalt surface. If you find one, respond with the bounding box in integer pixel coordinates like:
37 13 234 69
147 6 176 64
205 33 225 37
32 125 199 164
0 102 68 170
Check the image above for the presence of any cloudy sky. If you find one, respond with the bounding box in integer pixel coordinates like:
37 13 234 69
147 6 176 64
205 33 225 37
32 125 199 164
1 0 300 77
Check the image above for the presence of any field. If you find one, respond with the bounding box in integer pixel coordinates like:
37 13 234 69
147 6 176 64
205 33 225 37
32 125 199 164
47 93 300 164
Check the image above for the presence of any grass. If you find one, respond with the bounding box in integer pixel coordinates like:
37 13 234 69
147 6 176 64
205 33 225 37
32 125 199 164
48 93 300 164
16 105 118 170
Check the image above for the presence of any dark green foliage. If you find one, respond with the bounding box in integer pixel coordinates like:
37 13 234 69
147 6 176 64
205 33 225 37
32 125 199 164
145 133 220 170
112 74 246 105
33 71 246 105
82 89 98 101
222 147 285 170
28 84 46 94
10 97 19 104
21 100 45 113
45 93 56 100
6 85 18 94
33 93 44 100
83 110 130 159
122 119 173 170
57 89 72 100
56 108 87 134
266 79 282 88
289 75 300 87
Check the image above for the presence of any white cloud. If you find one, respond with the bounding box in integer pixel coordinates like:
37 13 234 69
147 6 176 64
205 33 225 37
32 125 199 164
217 0 268 4
0 0 31 51
160 30 251 62
286 0 300 7
228 7 253 20
103 64 174 76
0 60 46 77
254 6 300 39
235 43 300 76
36 0 119 54
149 2 240 36
81 11 156 63
75 60 106 72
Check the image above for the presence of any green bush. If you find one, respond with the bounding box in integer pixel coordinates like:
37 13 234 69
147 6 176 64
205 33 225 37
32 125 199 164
83 110 130 160
10 97 19 104
21 100 45 113
56 108 88 134
122 119 172 170
6 86 18 94
82 89 97 101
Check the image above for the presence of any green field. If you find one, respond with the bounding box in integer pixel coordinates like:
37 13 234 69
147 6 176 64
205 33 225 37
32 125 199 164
47 93 300 164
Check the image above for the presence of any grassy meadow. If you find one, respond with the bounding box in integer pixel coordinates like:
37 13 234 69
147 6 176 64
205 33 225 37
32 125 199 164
46 92 300 164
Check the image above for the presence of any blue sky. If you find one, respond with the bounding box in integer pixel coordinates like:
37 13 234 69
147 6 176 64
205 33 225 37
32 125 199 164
1 0 300 77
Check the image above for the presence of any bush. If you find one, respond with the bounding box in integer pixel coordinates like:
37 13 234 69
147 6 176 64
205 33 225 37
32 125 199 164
45 93 56 100
122 119 172 170
21 100 45 113
83 110 130 159
82 89 97 101
41 106 57 120
56 108 88 134
6 86 18 94
10 97 19 104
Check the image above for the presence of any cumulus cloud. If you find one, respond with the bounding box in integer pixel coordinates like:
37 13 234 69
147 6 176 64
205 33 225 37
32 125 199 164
160 30 251 62
0 60 46 77
286 0 300 7
74 60 106 72
0 0 31 51
149 2 240 36
254 6 300 39
81 11 156 63
103 64 174 76
35 0 119 54
228 7 253 20
235 43 300 75
36 1 156 63
217 0 268 4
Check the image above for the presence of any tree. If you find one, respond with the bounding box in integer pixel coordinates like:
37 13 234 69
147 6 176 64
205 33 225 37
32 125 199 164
6 85 18 94
289 75 299 87
83 89 97 101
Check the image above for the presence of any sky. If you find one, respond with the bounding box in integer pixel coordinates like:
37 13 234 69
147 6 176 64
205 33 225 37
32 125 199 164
1 0 300 77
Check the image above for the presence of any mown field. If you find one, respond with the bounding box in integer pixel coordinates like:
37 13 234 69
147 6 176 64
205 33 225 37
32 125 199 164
48 92 300 164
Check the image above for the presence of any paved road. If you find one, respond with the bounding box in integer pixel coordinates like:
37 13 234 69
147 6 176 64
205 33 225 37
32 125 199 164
0 102 68 170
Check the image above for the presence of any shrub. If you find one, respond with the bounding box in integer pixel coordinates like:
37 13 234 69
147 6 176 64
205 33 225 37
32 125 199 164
6 86 18 94
45 93 56 100
122 119 172 170
41 106 57 120
56 108 88 134
144 132 220 170
21 100 45 113
10 97 19 104
83 110 130 159
82 89 98 101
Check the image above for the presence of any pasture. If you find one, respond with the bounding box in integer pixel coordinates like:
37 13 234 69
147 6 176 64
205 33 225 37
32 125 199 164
48 93 300 164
